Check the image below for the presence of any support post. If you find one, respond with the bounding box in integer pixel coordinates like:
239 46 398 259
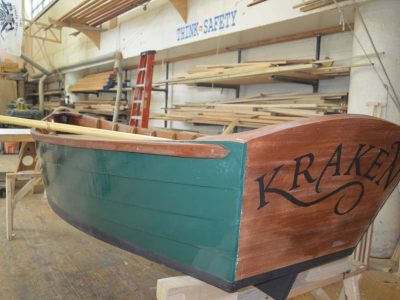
6 175 15 240
5 171 42 241
341 274 362 300
165 62 170 128
236 49 242 98
313 34 322 93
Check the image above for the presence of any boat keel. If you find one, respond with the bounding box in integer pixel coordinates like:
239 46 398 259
255 272 297 300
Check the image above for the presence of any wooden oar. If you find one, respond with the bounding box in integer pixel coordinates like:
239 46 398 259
0 115 171 141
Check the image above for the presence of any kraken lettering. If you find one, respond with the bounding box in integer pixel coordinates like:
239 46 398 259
256 142 400 215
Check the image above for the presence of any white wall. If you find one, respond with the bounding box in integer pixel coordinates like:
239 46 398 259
24 0 360 73
24 0 356 132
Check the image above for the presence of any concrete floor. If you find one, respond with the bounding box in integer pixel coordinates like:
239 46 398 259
0 154 179 299
0 154 399 299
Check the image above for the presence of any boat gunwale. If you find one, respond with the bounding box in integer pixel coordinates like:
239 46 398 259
31 128 232 159
32 112 395 158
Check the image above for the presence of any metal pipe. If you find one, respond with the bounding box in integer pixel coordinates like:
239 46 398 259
164 62 169 128
38 75 48 114
20 53 50 75
112 51 123 123
30 52 117 80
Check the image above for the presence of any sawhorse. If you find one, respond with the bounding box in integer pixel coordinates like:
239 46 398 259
6 170 42 240
157 258 365 300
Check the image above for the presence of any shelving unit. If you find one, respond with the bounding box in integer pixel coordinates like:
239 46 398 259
151 33 354 132
25 78 65 107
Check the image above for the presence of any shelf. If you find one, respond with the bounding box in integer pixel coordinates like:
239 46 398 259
27 90 64 97
70 88 132 94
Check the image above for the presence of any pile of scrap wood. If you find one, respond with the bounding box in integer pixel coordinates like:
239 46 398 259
41 99 129 116
150 92 347 129
157 58 354 85
68 72 116 92
294 0 347 12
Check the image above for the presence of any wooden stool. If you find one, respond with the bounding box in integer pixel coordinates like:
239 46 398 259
6 171 42 241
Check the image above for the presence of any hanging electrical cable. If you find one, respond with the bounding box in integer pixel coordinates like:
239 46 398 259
332 0 400 112
350 0 400 109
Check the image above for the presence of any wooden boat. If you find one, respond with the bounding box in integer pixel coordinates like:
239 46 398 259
31 111 400 297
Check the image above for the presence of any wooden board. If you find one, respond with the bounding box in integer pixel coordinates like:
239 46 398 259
58 0 149 27
0 80 17 115
69 72 115 92
234 115 400 280
248 0 268 7
294 0 348 12
0 129 33 142
158 60 354 86
151 92 348 129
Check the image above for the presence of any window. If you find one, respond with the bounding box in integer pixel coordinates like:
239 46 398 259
25 0 58 20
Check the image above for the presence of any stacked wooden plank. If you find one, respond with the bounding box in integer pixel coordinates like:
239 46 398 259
151 92 347 129
75 99 129 116
294 0 348 12
68 72 116 93
158 59 351 86
40 99 129 116
58 0 148 28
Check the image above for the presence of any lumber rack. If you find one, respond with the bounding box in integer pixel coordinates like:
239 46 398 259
194 49 243 98
182 36 325 96
271 34 322 92
151 62 170 128
271 75 319 87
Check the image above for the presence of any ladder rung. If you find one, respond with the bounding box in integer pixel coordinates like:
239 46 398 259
130 116 142 120
135 84 145 88
133 100 143 104
137 68 147 71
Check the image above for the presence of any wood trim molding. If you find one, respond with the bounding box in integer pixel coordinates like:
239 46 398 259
32 129 230 159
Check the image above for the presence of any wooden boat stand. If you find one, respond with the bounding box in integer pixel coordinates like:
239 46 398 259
157 258 366 300
157 224 373 300
392 239 400 277
4 139 42 241
6 170 42 240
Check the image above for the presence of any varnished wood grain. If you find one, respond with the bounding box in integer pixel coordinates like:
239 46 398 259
36 111 400 283
33 112 228 159
234 116 400 280
32 130 229 158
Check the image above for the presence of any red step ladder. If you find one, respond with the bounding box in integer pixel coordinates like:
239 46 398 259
129 50 156 128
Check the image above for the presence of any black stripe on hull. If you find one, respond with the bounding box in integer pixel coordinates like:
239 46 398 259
47 196 354 293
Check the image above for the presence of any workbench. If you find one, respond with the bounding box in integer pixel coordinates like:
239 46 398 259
0 129 34 143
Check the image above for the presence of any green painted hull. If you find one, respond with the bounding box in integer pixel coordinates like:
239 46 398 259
37 141 247 284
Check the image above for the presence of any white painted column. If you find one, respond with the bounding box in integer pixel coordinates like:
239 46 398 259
348 0 400 258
